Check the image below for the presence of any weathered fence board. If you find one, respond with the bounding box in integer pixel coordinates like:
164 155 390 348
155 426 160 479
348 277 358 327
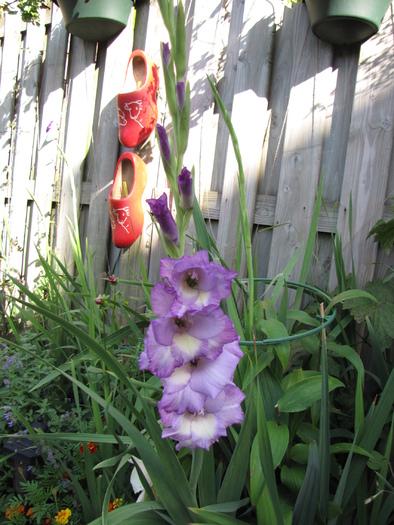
26 5 68 290
0 0 393 307
329 7 394 289
0 13 21 266
8 19 45 278
55 37 97 273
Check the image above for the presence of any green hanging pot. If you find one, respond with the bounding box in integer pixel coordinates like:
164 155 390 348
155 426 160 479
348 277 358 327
304 0 392 46
54 0 134 42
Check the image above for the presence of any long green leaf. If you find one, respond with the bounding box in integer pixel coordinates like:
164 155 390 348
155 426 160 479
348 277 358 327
292 441 320 525
342 368 394 510
189 508 249 525
217 386 252 504
319 315 330 522
256 377 284 525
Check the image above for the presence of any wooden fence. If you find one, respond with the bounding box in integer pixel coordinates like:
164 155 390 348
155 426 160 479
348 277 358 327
1 0 393 305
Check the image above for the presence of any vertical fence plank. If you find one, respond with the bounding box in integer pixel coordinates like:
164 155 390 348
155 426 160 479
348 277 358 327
0 12 21 275
26 5 69 290
183 0 224 205
116 0 167 306
329 6 394 289
267 65 337 283
215 0 275 274
55 37 97 272
85 11 135 291
8 18 45 279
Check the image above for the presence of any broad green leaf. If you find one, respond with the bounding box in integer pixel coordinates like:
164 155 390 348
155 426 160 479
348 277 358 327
254 299 277 324
281 464 306 494
367 217 394 254
286 309 320 327
290 444 309 464
258 318 290 369
277 375 344 412
326 289 378 315
343 278 394 349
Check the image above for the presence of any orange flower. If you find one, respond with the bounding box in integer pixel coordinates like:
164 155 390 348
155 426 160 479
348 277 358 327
108 498 123 512
26 507 34 517
79 441 98 454
5 504 25 519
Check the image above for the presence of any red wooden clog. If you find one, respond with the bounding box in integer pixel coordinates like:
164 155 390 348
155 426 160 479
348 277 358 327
108 152 148 248
117 50 159 148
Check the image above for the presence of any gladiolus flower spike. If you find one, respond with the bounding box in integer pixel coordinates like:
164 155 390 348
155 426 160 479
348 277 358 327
139 251 245 451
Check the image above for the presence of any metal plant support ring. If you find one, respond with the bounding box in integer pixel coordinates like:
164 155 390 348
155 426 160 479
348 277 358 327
239 279 337 347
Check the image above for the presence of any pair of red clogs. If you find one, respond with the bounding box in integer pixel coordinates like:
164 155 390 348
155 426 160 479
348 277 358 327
108 50 159 249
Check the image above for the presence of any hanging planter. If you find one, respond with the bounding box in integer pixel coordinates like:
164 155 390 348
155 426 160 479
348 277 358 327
304 0 392 46
54 0 134 42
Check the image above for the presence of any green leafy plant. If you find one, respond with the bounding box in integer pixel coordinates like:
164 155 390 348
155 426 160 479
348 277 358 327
0 1 49 25
1 2 393 525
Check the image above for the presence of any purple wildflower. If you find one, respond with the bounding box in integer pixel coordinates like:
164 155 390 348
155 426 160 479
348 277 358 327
156 124 171 165
160 384 245 451
108 275 117 284
177 167 194 211
3 379 10 388
176 82 185 111
159 339 243 414
46 121 53 133
139 305 238 378
158 251 237 316
147 193 179 245
162 42 171 68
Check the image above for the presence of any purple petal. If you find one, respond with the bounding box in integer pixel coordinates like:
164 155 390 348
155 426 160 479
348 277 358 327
147 193 178 245
151 281 176 317
176 81 185 111
162 42 171 68
177 167 194 211
156 124 171 165
159 251 237 314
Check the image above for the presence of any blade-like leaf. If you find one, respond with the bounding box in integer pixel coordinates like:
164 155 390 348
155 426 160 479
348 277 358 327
292 441 320 525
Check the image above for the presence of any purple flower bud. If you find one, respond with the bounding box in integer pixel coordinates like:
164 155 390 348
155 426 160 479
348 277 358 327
156 124 171 165
46 121 53 133
107 275 117 284
177 167 194 211
176 82 185 111
95 296 104 306
162 42 171 68
147 193 179 245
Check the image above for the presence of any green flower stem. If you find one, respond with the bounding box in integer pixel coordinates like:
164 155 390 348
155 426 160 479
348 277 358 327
208 77 254 340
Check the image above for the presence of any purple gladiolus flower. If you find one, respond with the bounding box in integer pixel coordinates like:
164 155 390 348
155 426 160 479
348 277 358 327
139 305 238 378
176 81 185 111
156 124 171 165
160 384 245 451
162 42 171 68
158 251 237 316
147 193 179 245
177 167 194 211
159 339 243 414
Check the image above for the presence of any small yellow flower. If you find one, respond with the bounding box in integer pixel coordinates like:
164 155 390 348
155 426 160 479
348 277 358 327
54 508 72 524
